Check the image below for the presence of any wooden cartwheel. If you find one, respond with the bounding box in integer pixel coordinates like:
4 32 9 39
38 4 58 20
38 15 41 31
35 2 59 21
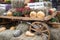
29 22 50 40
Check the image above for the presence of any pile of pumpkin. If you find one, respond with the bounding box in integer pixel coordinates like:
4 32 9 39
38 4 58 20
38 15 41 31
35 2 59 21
3 7 56 20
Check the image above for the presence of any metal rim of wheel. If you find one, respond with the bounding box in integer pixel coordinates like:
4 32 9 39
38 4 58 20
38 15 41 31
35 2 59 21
29 22 50 40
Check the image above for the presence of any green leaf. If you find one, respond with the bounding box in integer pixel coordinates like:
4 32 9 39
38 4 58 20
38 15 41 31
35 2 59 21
50 18 57 22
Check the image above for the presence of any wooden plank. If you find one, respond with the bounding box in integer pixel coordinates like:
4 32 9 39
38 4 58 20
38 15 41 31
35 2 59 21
48 22 60 25
0 22 11 24
0 16 44 21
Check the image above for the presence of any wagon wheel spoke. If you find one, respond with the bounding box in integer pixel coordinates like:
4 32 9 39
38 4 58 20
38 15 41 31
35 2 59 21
40 26 44 31
31 28 37 32
40 26 47 31
42 30 48 33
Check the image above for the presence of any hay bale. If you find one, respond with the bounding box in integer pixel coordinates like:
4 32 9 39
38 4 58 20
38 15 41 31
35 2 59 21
16 23 29 33
0 23 29 40
10 33 48 40
50 28 60 40
0 30 14 40
0 30 22 40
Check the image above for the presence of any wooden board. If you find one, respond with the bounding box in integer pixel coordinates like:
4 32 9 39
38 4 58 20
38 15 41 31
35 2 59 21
48 22 60 25
0 16 44 21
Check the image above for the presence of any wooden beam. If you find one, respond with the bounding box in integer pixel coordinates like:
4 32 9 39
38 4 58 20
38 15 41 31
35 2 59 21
0 16 44 21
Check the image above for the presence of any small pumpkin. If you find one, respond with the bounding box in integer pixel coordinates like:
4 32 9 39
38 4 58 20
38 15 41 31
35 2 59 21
30 11 37 18
7 11 13 16
37 11 45 20
25 31 35 37
0 27 6 32
10 26 15 30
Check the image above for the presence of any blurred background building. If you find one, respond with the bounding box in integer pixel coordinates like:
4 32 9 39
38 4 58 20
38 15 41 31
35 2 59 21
0 0 60 11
